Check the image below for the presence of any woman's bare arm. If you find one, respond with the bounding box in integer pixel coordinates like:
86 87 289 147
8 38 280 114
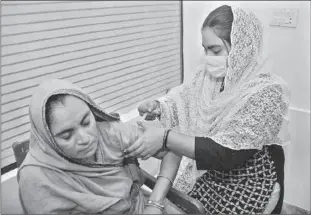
147 151 182 202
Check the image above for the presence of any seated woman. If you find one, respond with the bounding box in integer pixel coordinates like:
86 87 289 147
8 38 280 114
18 79 182 214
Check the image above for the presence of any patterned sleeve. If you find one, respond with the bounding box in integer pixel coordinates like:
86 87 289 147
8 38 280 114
211 84 288 150
157 79 195 130
157 91 181 129
157 65 206 130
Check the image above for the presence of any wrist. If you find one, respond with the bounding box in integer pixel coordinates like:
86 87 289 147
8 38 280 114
145 199 164 211
162 129 172 150
145 205 163 212
148 196 165 204
157 175 173 186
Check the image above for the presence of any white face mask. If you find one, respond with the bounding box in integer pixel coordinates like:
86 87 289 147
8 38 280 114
201 55 228 78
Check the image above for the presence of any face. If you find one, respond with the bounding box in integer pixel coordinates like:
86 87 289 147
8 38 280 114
48 95 98 160
201 27 231 56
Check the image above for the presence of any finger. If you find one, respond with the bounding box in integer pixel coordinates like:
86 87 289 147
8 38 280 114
138 110 146 117
138 110 156 119
148 100 157 109
154 109 161 116
136 120 148 130
136 121 146 131
141 154 152 160
129 147 149 158
124 138 143 154
138 101 154 112
137 150 149 159
126 145 145 158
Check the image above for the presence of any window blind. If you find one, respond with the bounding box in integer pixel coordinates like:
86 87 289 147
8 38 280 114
1 1 182 168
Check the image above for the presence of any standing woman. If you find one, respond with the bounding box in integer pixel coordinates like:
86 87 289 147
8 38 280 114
125 5 290 214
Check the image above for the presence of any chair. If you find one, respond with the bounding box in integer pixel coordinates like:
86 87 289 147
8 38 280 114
12 140 205 214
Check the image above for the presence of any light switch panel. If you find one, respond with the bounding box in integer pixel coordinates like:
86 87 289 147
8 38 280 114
270 8 299 28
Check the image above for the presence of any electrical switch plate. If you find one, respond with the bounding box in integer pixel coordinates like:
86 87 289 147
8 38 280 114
270 8 299 28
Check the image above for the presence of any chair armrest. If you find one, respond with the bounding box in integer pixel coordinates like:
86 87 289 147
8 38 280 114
140 169 157 189
140 169 205 214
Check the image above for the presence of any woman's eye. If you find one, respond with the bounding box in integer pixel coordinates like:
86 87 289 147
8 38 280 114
82 120 90 126
212 49 221 54
62 133 71 140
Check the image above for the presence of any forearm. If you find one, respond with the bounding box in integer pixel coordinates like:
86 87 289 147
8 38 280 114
166 130 196 159
148 152 181 202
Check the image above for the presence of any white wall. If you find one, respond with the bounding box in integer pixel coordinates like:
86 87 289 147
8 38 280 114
182 1 310 210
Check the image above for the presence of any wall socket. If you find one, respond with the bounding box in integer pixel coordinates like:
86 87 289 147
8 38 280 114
270 8 299 28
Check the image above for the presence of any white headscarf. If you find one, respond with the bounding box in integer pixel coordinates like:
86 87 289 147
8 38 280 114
158 6 290 193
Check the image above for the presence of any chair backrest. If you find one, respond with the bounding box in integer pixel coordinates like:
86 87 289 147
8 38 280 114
10 140 30 214
12 140 30 168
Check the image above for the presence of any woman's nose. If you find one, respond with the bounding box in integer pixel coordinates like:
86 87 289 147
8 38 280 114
76 129 89 145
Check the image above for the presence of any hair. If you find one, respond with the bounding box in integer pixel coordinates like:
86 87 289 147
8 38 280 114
45 94 67 129
201 5 234 46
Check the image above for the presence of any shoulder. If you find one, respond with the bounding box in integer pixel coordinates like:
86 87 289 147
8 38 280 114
18 166 51 202
97 120 140 149
97 120 138 136
238 83 288 120
97 120 127 136
248 84 286 107
258 83 284 97
19 165 64 187
19 165 44 183
18 166 68 214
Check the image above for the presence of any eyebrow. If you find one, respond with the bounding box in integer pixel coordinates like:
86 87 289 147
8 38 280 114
55 110 90 137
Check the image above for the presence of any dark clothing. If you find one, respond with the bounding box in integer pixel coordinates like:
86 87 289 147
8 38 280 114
190 137 284 214
195 136 259 171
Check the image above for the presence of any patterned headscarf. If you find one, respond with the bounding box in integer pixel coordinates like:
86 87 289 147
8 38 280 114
158 6 290 193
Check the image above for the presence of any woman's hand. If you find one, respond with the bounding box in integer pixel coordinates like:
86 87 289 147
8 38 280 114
153 150 168 160
124 121 164 160
138 100 161 121
143 205 163 214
